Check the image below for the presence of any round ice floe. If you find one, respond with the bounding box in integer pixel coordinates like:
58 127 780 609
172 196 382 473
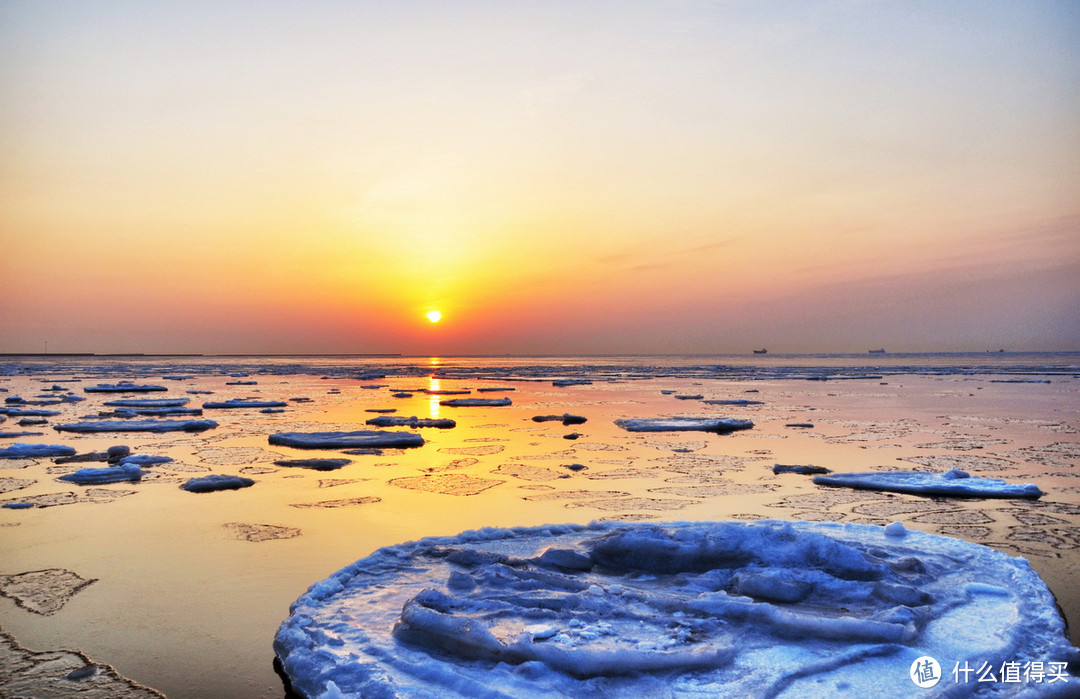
274 520 1079 698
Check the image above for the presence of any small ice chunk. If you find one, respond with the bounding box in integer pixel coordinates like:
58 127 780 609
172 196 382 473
117 454 173 467
273 458 352 471
884 521 908 538
180 474 255 493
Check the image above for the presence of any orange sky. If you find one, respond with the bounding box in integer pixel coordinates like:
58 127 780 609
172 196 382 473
1 1 1078 355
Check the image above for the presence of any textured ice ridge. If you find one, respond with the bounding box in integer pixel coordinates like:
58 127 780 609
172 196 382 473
274 520 1079 698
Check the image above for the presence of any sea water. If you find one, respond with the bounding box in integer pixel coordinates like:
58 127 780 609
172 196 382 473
1 353 1077 698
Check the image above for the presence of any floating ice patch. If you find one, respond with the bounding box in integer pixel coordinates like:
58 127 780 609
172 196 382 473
273 458 352 471
274 520 1079 698
3 408 60 417
813 469 1044 499
532 413 588 425
115 455 173 467
57 463 143 485
180 474 255 493
83 383 167 393
366 416 456 429
440 398 512 407
202 399 288 409
615 417 754 433
774 464 832 475
0 443 76 459
0 568 98 615
268 430 424 449
103 398 190 408
54 419 218 433
224 522 301 542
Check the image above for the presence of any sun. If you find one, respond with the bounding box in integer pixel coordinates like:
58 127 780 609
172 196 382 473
426 310 442 323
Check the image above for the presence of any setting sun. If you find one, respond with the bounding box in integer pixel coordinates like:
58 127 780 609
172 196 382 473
426 311 442 323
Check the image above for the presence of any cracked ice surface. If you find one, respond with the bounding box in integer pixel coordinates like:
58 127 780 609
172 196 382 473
274 520 1079 698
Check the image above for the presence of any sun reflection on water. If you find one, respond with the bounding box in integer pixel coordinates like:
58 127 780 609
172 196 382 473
428 375 440 417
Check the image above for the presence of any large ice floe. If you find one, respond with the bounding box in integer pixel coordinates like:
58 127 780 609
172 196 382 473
54 419 218 433
57 463 143 485
274 520 1079 698
83 383 168 393
269 431 425 449
366 416 456 429
614 417 754 433
813 469 1044 499
103 398 190 408
202 399 289 409
0 443 76 459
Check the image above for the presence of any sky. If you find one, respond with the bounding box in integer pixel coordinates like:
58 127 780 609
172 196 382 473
1 0 1078 355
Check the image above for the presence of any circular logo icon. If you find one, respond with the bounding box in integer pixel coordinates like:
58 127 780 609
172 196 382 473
910 656 942 688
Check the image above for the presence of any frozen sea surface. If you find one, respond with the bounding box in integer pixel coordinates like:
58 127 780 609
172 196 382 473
0 353 1077 698
275 520 1079 698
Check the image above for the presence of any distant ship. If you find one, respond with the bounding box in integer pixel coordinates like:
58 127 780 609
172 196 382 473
753 349 768 354
868 348 886 354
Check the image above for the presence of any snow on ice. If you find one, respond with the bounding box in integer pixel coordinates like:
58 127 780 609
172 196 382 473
813 469 1044 499
57 463 143 485
83 383 168 393
180 474 255 493
0 443 77 459
274 520 1079 697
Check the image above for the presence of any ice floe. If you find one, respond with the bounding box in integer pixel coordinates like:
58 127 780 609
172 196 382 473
84 383 168 393
57 463 143 485
774 463 832 475
202 399 288 409
268 430 425 449
440 398 512 407
54 419 218 433
112 406 203 417
180 474 255 493
224 522 301 542
274 520 1079 698
366 416 456 429
0 443 76 459
0 627 165 697
273 458 352 471
813 469 1044 499
103 398 190 408
0 568 97 616
615 417 754 433
532 414 588 425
